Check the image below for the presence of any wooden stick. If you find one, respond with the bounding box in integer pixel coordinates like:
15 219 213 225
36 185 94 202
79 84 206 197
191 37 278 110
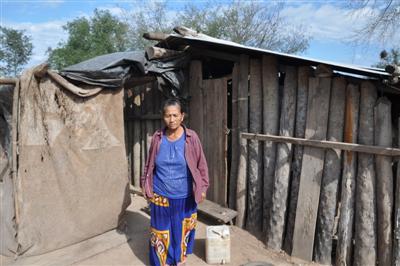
246 58 263 234
314 77 346 264
267 65 297 250
173 26 198 37
0 78 18 85
283 66 311 252
375 97 393 266
236 55 249 228
292 77 331 261
336 83 360 266
228 63 239 210
261 55 280 234
146 46 182 60
353 81 377 265
11 79 20 225
240 133 400 157
394 117 400 266
133 90 141 187
142 32 169 41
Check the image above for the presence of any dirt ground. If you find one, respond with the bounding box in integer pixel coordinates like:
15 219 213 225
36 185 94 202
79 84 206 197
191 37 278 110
1 194 319 266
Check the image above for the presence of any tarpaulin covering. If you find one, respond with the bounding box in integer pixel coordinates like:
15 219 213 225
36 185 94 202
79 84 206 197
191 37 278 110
0 85 17 256
60 50 189 97
0 67 131 256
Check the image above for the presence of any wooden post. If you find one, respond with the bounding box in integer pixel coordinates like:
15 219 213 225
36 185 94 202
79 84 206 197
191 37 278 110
229 63 239 209
336 83 360 266
283 66 311 252
375 97 393 266
133 89 141 187
291 77 331 260
246 58 263 233
266 65 297 249
261 55 280 234
188 61 204 143
314 77 346 264
394 117 400 266
236 55 249 228
353 81 377 265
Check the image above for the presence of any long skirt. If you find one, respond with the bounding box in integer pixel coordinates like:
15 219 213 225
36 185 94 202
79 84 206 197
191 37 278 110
149 193 197 266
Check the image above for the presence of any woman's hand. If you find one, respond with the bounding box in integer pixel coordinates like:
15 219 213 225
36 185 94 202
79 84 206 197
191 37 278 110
200 192 206 203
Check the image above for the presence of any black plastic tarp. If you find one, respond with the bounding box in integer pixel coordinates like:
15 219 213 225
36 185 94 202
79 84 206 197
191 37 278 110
60 50 189 97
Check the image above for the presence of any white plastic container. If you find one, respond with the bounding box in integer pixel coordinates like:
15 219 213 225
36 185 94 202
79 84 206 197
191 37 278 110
206 225 231 264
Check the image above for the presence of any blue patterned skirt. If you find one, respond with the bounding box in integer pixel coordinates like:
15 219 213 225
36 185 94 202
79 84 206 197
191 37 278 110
149 193 197 266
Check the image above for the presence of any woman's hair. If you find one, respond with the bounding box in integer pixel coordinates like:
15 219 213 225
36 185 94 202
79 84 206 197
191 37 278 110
162 98 185 114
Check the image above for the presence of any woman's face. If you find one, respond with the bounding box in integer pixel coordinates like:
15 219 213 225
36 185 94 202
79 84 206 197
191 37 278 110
163 105 184 130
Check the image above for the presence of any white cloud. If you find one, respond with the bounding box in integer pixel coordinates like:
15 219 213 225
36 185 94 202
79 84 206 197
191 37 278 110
4 20 68 67
280 3 397 44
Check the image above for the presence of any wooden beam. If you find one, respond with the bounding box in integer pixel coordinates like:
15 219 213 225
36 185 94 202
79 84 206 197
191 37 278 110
142 32 169 41
241 132 400 157
145 46 182 60
198 199 237 224
0 78 18 85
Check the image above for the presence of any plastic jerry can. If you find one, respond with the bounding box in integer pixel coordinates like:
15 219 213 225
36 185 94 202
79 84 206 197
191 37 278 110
206 225 231 264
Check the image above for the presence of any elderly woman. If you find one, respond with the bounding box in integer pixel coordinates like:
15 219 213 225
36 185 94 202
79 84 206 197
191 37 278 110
141 98 209 266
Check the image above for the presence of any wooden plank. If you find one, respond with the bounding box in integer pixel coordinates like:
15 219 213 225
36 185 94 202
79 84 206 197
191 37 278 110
144 84 154 157
0 78 18 85
375 97 393 266
240 133 400 157
246 58 263 233
353 81 377 265
203 79 214 202
236 54 249 228
198 199 237 224
266 65 297 250
336 83 360 266
284 66 311 252
203 78 227 206
228 63 239 210
11 79 20 224
188 61 204 142
291 77 331 260
132 90 141 187
261 55 280 234
394 117 400 266
314 77 346 264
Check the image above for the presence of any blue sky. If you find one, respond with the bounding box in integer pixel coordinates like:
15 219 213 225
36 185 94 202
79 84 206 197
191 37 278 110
1 0 398 69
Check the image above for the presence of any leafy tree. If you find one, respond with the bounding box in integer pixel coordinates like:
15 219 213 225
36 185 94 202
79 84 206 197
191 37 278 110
123 1 310 54
0 26 33 77
48 9 129 70
375 48 400 68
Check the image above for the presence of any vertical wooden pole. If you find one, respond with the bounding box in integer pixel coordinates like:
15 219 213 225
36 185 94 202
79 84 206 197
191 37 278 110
353 81 377 265
246 58 263 233
188 61 204 143
375 97 393 266
261 55 279 234
229 63 239 209
394 117 400 266
314 77 346 264
133 89 141 187
291 77 331 260
336 83 360 266
236 54 249 228
284 66 311 252
267 65 297 249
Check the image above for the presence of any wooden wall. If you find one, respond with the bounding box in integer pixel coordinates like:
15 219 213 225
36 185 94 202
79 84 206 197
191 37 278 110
227 54 399 265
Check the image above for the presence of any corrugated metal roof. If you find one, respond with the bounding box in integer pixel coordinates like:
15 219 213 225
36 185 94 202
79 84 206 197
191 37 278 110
162 33 391 79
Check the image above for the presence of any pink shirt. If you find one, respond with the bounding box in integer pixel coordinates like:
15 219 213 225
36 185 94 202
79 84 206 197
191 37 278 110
141 126 209 204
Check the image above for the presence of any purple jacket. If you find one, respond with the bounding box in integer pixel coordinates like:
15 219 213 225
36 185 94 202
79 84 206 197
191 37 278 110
140 126 209 204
